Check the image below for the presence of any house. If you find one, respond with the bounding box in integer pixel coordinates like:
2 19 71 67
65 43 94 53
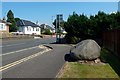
0 19 11 34
40 24 55 33
17 19 41 35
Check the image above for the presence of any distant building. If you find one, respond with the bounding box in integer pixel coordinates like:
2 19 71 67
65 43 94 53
0 19 11 34
118 1 120 12
40 24 55 33
17 19 41 35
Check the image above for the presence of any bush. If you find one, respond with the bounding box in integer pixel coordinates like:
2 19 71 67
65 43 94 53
65 34 80 44
42 29 52 35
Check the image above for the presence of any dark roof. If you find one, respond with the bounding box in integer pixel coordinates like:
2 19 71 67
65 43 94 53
17 19 40 27
0 19 11 25
40 24 55 30
40 24 45 29
46 25 55 30
0 20 6 23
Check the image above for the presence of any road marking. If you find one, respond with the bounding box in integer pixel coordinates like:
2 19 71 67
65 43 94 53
0 46 39 56
0 47 51 72
1 43 26 48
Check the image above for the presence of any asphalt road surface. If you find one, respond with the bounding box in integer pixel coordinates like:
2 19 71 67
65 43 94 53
1 38 56 66
1 38 72 78
2 38 56 54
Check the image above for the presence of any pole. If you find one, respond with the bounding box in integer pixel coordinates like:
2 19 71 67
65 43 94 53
56 15 58 42
59 15 60 42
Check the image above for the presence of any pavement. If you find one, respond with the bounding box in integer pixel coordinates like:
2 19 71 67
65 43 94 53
1 38 72 78
2 44 72 78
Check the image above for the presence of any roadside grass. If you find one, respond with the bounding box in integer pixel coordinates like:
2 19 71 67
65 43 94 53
58 48 120 78
100 48 120 76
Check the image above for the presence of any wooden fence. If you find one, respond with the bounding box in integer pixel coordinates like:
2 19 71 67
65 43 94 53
103 29 120 58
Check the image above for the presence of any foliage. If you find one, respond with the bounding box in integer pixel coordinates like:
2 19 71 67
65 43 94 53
65 34 80 44
53 19 64 29
15 18 20 22
52 19 65 35
100 48 120 76
63 11 120 43
42 28 52 35
7 10 18 32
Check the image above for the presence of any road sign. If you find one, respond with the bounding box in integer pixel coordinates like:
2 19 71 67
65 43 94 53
56 14 63 43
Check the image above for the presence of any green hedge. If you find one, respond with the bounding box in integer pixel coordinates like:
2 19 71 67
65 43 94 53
65 34 80 44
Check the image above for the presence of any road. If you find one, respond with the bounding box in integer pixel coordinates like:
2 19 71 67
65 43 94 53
1 38 72 78
2 38 56 54
1 38 56 66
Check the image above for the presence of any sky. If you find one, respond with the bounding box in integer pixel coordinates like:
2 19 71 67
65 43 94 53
1 2 118 26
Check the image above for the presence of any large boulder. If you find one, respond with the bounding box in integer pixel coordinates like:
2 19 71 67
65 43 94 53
70 39 101 60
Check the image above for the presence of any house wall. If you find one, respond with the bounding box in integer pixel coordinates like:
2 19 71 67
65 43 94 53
18 26 24 33
20 26 41 35
0 23 9 33
35 27 41 35
6 25 9 33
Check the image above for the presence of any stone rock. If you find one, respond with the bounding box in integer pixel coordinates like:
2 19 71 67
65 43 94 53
70 39 101 60
94 58 101 63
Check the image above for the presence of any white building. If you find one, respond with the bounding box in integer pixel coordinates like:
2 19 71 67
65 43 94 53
40 24 55 33
17 19 41 35
0 19 11 33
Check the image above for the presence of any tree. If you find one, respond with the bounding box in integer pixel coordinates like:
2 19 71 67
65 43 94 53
7 10 18 32
109 12 120 29
53 19 64 30
42 28 52 35
15 18 20 23
55 11 120 44
64 12 90 39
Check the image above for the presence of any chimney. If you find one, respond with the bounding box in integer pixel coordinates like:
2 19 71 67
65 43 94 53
3 17 6 22
36 20 39 25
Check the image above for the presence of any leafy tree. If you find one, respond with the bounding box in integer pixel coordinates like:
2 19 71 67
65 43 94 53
42 28 52 35
53 18 64 32
15 18 20 23
53 11 120 44
7 10 18 32
110 12 120 29
64 12 89 39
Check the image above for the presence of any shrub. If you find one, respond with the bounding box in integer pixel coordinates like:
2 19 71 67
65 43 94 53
42 29 52 35
65 34 80 44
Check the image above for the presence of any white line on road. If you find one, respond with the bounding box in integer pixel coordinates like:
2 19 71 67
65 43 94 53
1 43 26 48
0 47 51 72
0 46 38 56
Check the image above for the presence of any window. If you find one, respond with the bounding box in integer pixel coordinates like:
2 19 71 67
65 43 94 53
0 24 3 29
0 23 6 30
33 27 34 31
27 27 29 31
36 27 39 31
27 26 31 31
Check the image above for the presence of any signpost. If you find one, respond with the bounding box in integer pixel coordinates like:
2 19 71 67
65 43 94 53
56 14 63 43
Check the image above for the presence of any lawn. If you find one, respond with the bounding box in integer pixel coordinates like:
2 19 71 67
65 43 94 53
58 48 120 78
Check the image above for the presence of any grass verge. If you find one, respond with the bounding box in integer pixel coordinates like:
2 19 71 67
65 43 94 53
58 48 120 78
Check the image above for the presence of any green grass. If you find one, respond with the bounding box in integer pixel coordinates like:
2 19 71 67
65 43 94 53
59 62 119 78
59 48 120 78
100 48 120 76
